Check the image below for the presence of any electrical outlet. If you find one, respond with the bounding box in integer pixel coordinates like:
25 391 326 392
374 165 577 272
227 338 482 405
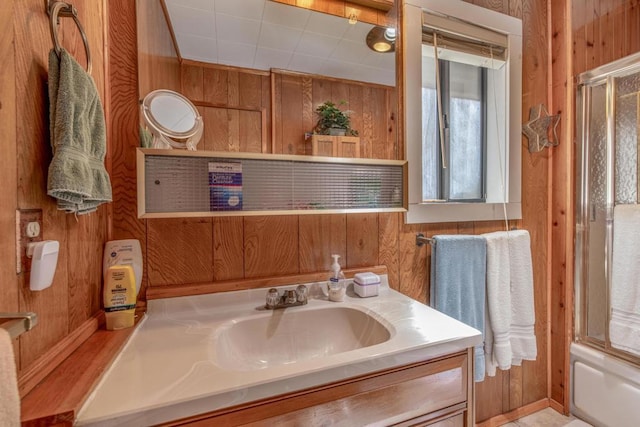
17 209 43 274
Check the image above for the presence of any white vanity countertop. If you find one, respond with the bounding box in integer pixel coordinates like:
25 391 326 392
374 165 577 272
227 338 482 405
76 277 482 426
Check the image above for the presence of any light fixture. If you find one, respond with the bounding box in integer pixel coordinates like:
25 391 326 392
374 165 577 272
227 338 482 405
348 13 358 25
366 26 396 53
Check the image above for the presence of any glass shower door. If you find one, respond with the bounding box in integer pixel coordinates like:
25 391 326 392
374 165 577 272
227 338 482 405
576 55 640 363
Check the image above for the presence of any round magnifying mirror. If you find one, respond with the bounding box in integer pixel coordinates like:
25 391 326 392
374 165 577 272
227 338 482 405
140 89 203 150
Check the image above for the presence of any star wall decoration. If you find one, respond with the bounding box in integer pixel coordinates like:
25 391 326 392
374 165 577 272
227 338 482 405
522 104 560 153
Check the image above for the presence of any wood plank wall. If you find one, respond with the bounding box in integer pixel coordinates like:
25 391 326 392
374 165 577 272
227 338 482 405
1 0 109 395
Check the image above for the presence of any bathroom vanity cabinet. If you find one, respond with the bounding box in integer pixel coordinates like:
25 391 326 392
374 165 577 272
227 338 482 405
74 278 481 426
163 351 471 426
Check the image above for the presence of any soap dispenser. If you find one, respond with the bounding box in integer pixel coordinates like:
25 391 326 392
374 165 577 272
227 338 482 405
327 254 346 302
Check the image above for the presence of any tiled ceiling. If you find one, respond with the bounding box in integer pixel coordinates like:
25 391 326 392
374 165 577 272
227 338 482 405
164 0 395 86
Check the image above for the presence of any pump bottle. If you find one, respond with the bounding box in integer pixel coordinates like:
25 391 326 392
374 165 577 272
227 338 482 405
328 254 346 302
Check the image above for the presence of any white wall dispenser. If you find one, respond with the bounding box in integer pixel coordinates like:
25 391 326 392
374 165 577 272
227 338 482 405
27 240 60 291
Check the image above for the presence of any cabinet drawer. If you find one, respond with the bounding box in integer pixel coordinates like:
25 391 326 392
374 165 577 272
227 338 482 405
171 353 468 426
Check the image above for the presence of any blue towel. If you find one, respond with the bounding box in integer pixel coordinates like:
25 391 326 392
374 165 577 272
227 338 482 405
430 235 487 382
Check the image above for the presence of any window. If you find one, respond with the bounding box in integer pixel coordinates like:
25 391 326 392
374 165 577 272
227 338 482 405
422 58 486 202
403 0 522 223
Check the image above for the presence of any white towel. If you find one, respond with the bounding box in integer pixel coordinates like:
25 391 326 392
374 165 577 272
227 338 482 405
0 329 20 426
508 230 537 364
482 231 512 376
610 204 640 356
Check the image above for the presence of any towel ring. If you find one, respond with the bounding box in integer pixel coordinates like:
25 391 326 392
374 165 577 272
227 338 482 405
48 1 92 74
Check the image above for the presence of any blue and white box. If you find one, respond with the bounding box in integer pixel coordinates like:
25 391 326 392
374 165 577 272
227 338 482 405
209 161 243 211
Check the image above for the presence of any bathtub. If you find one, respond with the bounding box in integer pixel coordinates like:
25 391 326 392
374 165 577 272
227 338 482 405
570 342 640 426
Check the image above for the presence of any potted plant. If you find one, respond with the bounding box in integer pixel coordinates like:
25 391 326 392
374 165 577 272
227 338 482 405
313 101 359 136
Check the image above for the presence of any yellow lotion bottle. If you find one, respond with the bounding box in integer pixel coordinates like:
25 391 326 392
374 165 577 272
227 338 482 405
104 265 137 330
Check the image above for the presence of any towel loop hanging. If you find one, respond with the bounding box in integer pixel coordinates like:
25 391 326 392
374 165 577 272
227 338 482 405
48 1 92 74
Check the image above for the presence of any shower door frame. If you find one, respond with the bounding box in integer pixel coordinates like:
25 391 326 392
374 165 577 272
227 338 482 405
575 51 640 367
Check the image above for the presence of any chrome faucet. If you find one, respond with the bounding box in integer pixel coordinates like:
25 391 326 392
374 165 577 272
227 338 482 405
265 285 308 309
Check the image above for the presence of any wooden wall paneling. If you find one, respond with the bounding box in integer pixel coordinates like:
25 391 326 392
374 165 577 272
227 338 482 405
147 218 214 286
397 223 437 304
345 213 379 268
66 214 106 331
518 0 549 407
271 73 283 154
584 0 596 71
345 2 379 24
262 75 273 153
508 0 523 19
572 0 587 75
347 84 364 144
181 64 204 101
297 0 345 17
213 217 245 281
612 0 626 61
238 72 264 109
202 107 228 151
627 1 640 56
301 76 314 155
470 0 508 14
239 110 263 153
244 216 300 278
109 0 148 298
278 74 306 155
0 0 19 370
227 70 240 106
226 109 241 152
203 67 229 105
550 0 572 412
15 0 109 370
298 214 347 273
136 0 181 97
387 88 398 159
377 212 400 290
331 81 350 114
360 87 374 158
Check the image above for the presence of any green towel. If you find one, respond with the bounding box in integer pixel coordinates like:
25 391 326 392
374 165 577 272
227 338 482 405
48 48 112 215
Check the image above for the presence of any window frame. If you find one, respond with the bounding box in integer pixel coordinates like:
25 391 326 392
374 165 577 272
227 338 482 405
431 59 488 203
403 0 523 224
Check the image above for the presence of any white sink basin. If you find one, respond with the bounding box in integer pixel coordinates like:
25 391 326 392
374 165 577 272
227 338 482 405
213 305 392 370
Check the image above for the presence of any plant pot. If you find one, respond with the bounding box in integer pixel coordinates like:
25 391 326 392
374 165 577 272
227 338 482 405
329 128 346 136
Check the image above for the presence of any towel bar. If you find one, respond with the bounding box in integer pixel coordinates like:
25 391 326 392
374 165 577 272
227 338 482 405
48 1 92 74
0 312 38 339
416 233 435 247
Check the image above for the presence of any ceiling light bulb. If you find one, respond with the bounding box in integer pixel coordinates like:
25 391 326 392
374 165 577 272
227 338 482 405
384 28 396 41
373 41 391 52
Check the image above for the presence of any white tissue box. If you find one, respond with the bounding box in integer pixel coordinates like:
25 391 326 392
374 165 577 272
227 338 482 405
353 272 380 298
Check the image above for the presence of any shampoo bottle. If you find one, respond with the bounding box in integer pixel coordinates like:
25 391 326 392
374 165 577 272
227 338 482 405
104 265 137 330
328 254 346 302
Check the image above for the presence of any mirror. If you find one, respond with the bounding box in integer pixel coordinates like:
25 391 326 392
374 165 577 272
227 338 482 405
163 0 395 87
137 0 397 157
140 89 204 150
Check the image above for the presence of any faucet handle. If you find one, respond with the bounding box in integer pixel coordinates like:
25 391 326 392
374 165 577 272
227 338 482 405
266 288 279 308
285 290 296 304
295 284 308 304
